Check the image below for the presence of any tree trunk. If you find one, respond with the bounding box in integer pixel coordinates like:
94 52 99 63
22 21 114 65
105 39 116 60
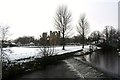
62 44 65 50
82 31 84 49
62 27 65 50
62 36 65 50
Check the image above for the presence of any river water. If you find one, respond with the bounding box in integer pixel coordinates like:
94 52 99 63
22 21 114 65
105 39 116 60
84 50 119 77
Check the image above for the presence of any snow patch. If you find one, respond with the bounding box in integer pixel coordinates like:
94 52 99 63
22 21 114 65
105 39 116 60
3 45 90 62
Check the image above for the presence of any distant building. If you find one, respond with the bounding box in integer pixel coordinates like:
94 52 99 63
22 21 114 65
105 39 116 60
40 31 61 45
49 31 60 45
40 32 48 45
29 42 35 46
1 40 17 47
42 32 47 38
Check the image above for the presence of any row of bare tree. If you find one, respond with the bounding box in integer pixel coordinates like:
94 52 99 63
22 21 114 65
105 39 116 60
54 5 120 50
54 5 89 50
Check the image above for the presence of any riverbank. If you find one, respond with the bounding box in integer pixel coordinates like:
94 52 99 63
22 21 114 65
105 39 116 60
10 57 111 80
65 58 108 78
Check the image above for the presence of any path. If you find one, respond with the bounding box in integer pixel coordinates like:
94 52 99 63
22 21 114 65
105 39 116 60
12 61 81 80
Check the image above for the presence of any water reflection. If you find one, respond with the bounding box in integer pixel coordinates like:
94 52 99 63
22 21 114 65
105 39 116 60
84 50 119 76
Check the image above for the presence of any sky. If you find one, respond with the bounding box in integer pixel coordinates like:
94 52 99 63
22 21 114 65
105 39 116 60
0 0 119 40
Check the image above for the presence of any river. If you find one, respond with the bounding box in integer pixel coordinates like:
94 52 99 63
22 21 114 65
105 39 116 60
84 50 119 77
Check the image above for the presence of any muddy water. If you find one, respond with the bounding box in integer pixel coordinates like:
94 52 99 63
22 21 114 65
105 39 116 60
84 50 119 77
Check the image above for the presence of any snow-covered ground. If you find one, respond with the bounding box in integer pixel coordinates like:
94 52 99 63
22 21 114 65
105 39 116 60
3 45 90 61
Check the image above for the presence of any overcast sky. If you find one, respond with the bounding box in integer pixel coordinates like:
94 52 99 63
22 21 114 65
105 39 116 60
0 0 119 40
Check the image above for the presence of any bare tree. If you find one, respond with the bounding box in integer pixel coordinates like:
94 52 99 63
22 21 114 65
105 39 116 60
1 26 9 41
0 26 10 62
37 36 56 58
39 45 56 58
54 5 72 50
37 39 56 67
0 26 10 80
89 31 101 44
0 26 9 48
77 14 89 48
100 26 118 49
103 26 117 43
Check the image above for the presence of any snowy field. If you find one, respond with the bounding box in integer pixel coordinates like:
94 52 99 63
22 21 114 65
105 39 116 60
3 45 90 62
